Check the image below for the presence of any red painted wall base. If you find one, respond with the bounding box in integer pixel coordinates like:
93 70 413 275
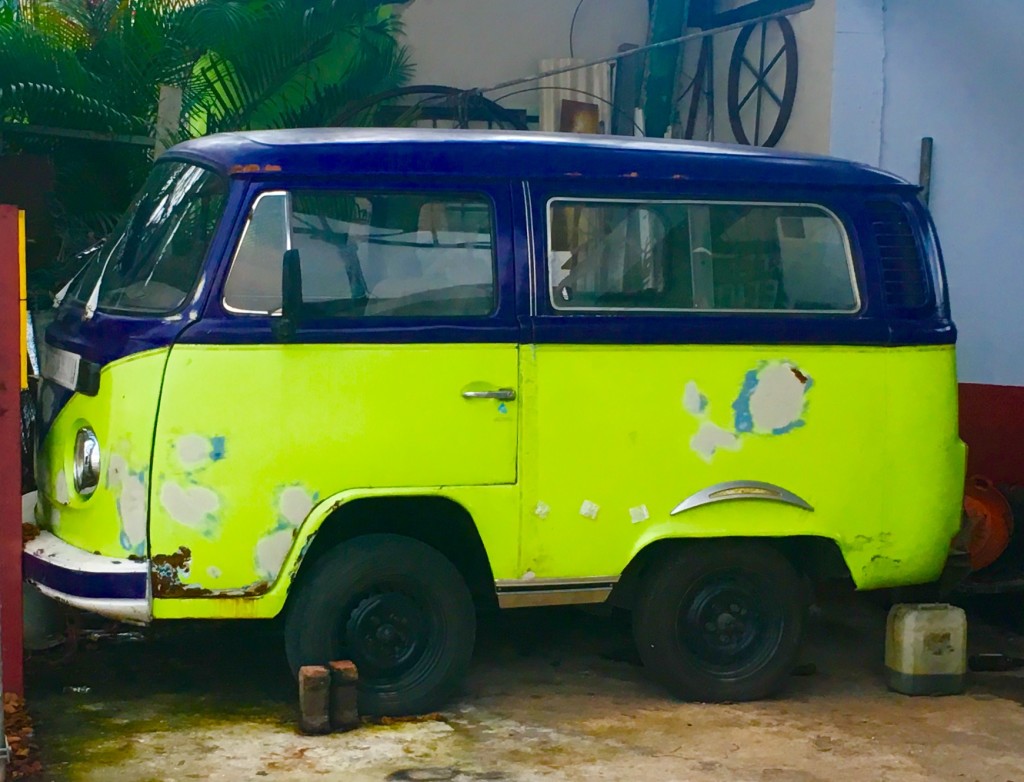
960 383 1024 486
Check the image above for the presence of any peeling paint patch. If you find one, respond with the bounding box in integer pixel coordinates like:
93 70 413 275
255 485 320 581
206 565 222 579
683 361 812 462
160 481 221 537
629 505 650 524
256 528 294 581
54 470 69 505
579 500 600 520
733 362 811 435
691 422 741 462
534 501 551 520
521 570 536 581
175 434 226 469
210 436 226 461
278 486 314 527
682 381 708 416
107 454 147 555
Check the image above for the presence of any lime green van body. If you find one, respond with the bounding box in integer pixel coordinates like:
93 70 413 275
26 130 965 706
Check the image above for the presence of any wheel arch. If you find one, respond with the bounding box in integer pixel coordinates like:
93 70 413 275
282 492 498 612
609 534 853 609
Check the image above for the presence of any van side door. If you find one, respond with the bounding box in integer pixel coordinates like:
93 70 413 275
149 179 519 599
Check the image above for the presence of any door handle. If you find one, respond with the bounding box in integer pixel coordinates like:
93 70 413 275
462 388 516 401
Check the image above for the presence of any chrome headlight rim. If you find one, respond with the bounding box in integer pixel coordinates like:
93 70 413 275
73 426 101 498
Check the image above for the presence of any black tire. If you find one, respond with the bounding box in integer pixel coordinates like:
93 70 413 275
285 534 476 716
633 541 805 702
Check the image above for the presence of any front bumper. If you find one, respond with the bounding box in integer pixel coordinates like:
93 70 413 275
23 509 151 623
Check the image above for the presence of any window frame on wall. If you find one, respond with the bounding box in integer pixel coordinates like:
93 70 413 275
543 195 862 316
220 184 501 320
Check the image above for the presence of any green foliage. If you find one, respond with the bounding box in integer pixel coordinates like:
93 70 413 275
0 0 412 294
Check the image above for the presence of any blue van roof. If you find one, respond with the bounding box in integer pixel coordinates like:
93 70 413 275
165 128 910 189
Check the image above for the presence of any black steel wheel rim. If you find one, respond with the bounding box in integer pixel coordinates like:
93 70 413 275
340 588 436 680
676 570 784 678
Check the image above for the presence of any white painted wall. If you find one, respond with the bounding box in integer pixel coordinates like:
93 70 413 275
397 0 649 115
831 0 1024 386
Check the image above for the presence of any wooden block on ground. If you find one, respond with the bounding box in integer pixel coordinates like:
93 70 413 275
329 660 360 731
298 665 331 735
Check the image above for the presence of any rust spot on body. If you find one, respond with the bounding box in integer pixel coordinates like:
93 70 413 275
791 367 809 384
242 581 271 597
151 546 213 597
22 523 40 544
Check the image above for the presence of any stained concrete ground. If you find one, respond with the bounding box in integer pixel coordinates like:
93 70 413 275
20 591 1024 782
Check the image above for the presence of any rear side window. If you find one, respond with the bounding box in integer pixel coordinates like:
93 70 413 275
547 198 858 313
865 199 930 314
224 190 496 317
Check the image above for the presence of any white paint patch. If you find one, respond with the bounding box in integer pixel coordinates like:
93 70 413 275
691 423 740 462
629 504 650 524
206 565 222 579
107 453 127 487
106 455 146 550
682 381 706 416
520 570 536 581
160 482 220 530
256 528 294 580
278 486 314 527
119 473 147 550
579 500 600 520
534 501 551 520
176 434 211 468
54 470 69 505
749 363 806 432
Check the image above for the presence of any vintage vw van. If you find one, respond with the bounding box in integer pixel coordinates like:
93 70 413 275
25 129 965 714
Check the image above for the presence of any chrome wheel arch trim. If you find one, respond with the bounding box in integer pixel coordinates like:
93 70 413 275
671 480 813 515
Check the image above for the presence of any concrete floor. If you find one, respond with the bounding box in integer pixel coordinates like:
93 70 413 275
21 592 1024 782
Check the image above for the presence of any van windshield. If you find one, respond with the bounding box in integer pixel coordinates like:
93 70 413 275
66 161 228 315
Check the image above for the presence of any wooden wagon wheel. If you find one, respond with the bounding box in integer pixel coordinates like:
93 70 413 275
727 17 799 147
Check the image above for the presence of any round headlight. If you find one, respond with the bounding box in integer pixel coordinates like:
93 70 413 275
73 427 101 497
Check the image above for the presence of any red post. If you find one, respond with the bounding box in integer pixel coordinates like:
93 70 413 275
0 205 25 694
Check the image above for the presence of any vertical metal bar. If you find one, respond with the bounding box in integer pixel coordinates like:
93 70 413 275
919 136 934 206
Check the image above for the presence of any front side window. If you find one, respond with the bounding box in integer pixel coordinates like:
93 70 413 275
547 199 858 313
224 190 496 318
68 161 228 314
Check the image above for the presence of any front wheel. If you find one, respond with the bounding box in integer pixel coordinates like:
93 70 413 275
285 534 476 716
633 541 805 702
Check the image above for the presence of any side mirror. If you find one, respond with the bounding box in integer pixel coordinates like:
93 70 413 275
273 248 303 341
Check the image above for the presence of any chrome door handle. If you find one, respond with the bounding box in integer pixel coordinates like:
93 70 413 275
462 388 516 401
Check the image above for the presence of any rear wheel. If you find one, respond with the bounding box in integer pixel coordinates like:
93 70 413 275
632 541 805 702
285 534 476 716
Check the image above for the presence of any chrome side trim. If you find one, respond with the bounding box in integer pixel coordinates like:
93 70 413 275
671 480 813 515
495 575 618 608
498 588 612 608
